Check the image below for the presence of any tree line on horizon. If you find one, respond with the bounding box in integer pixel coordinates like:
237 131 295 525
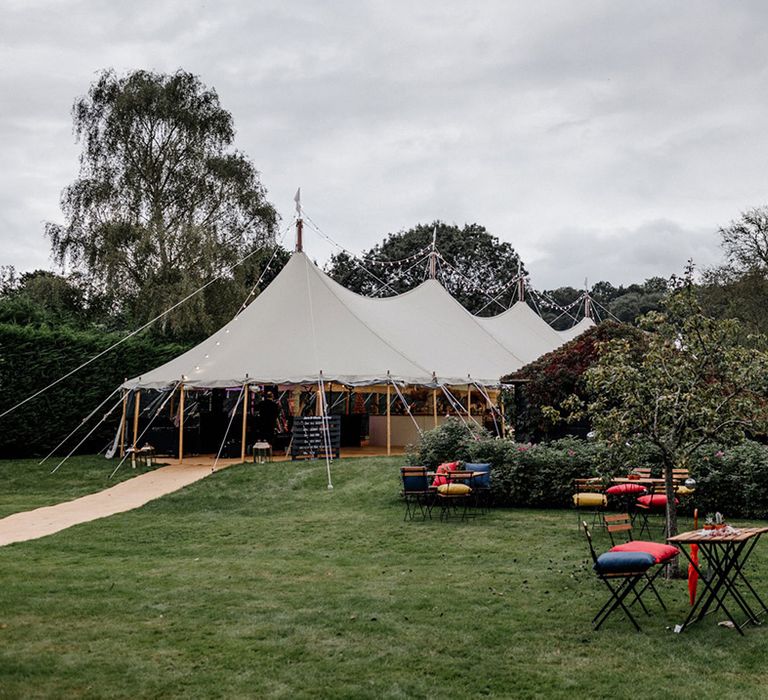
0 68 766 345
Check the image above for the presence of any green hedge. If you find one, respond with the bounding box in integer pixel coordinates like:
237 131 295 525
0 324 190 458
410 419 768 518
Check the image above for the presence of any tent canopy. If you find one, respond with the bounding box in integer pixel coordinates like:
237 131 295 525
125 251 593 390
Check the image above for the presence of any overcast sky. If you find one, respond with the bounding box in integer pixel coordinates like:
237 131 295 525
2 0 766 289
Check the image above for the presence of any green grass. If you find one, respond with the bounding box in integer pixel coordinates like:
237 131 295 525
1 456 768 699
0 455 159 519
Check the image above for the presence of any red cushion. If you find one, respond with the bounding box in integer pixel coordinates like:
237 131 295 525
432 461 460 487
636 494 678 508
606 484 647 495
610 541 679 563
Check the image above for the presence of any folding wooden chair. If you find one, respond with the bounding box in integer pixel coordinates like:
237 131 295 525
634 487 679 538
582 521 656 631
603 514 680 611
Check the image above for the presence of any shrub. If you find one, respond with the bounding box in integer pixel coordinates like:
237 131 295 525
0 323 190 457
692 442 768 519
472 436 608 508
408 419 768 519
406 417 488 468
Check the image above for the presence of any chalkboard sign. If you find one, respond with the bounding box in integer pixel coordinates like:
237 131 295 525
291 416 341 460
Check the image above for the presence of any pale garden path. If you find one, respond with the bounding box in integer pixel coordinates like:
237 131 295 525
0 458 240 547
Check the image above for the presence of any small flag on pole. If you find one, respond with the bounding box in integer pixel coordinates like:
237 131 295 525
294 188 301 217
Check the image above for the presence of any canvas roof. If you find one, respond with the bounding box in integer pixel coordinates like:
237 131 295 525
476 301 566 364
125 251 594 390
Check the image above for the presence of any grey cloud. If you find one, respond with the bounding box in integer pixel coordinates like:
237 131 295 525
1 0 765 291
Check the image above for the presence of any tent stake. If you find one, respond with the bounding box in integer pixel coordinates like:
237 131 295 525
178 383 185 463
240 384 249 462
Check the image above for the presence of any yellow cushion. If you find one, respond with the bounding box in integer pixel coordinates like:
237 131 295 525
573 493 607 507
675 486 695 495
437 483 471 496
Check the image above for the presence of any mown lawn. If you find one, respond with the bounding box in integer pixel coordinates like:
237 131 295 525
1 456 768 699
0 455 159 519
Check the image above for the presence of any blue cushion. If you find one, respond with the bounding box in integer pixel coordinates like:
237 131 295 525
465 463 491 488
594 551 655 574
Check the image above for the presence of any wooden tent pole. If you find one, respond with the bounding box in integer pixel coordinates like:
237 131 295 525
386 381 391 456
500 394 506 439
132 390 141 452
316 387 322 416
467 385 472 418
178 384 185 463
240 384 249 462
433 389 438 428
119 388 128 458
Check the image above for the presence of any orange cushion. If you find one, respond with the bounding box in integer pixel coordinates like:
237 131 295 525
610 541 679 563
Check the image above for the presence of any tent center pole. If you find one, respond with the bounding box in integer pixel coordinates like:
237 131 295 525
131 390 141 466
386 382 391 456
432 389 438 429
467 385 472 418
178 384 185 464
240 384 249 462
119 388 128 458
500 393 506 439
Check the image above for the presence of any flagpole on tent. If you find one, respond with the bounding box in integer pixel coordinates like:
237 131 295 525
240 381 249 463
119 384 128 458
294 188 303 252
178 382 185 464
131 390 141 466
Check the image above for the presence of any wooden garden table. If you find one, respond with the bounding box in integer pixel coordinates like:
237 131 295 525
668 527 768 634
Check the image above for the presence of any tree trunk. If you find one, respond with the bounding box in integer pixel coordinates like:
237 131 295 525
664 462 680 576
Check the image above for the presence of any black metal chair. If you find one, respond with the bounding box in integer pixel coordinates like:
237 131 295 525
572 479 607 529
400 467 433 521
582 521 657 631
603 513 680 611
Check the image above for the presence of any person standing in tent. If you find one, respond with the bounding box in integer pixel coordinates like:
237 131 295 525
255 390 280 446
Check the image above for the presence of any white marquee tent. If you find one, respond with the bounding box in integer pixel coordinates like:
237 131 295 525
125 250 592 391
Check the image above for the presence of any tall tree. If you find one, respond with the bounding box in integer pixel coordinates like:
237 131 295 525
46 69 278 339
326 221 524 315
586 268 768 544
719 206 768 272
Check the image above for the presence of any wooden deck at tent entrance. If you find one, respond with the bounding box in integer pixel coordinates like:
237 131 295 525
156 444 405 469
